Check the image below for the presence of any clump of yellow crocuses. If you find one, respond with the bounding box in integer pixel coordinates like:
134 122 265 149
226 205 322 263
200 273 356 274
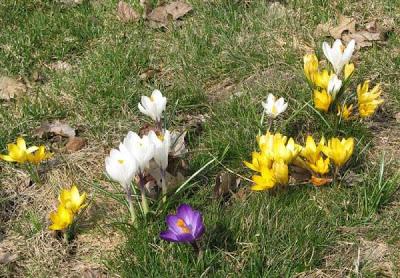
49 185 87 241
0 137 52 183
303 39 383 120
245 133 355 189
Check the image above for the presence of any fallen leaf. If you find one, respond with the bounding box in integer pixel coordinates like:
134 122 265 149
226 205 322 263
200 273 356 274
214 172 241 201
66 137 87 153
311 176 332 187
289 165 311 183
165 1 192 20
169 130 188 157
147 1 192 28
117 1 140 23
139 68 159 81
395 112 400 123
0 251 18 264
0 76 27 100
314 22 332 38
329 15 356 39
33 121 76 139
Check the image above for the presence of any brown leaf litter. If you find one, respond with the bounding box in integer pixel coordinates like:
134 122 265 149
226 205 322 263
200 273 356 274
117 1 140 23
0 76 27 101
314 15 394 49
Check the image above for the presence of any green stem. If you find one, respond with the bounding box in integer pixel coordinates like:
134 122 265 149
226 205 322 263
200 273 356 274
138 174 149 216
161 169 167 203
126 185 138 227
26 163 41 185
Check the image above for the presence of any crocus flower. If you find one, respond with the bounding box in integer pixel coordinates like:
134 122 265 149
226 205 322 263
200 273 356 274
262 93 288 118
27 145 52 165
123 132 155 173
251 167 276 191
322 137 354 168
327 74 342 99
344 63 355 80
272 160 289 185
243 151 272 172
303 53 319 82
105 143 138 188
148 130 171 171
337 104 353 120
312 69 332 90
138 89 167 123
313 89 332 112
357 81 384 118
322 39 356 75
58 185 87 213
0 137 38 163
49 205 74 231
309 157 330 175
300 135 325 165
160 204 205 243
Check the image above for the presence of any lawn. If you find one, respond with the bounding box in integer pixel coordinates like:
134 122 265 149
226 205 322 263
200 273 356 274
0 0 399 277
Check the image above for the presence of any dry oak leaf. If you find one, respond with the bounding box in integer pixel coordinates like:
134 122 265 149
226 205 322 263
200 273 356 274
0 251 18 264
117 1 140 23
329 15 356 39
147 1 192 27
66 137 87 153
0 76 27 100
33 120 76 138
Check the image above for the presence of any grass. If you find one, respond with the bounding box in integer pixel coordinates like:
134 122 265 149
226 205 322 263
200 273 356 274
0 0 399 277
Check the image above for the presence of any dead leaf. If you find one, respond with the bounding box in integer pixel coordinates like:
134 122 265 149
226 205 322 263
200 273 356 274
33 121 76 139
66 137 87 153
395 112 400 123
169 130 188 157
0 76 27 100
214 172 241 201
147 1 192 28
139 68 159 81
314 22 332 38
329 15 356 39
117 1 140 23
289 165 311 183
342 30 382 49
0 251 18 264
311 176 332 187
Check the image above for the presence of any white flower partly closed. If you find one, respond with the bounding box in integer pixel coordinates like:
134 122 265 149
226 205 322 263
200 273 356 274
149 130 171 171
262 93 288 118
322 39 355 75
138 89 167 122
327 74 342 99
123 131 155 173
105 143 138 188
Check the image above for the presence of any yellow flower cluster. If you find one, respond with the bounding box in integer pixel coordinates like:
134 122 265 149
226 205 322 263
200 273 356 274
304 50 383 119
0 137 51 164
245 132 354 190
49 185 87 231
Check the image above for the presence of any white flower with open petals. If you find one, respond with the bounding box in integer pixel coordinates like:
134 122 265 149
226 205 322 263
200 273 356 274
322 39 355 75
327 74 342 99
123 132 155 173
149 130 171 171
105 143 137 188
138 89 167 122
262 94 288 118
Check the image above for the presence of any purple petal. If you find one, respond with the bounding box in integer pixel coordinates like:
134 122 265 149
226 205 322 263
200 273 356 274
160 230 179 242
176 204 196 225
165 215 183 235
192 213 205 239
176 232 195 243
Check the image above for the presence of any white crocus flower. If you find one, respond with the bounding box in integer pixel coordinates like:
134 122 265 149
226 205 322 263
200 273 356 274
327 74 343 99
138 89 167 122
262 93 288 118
149 130 171 171
123 131 155 173
322 39 356 75
105 143 138 188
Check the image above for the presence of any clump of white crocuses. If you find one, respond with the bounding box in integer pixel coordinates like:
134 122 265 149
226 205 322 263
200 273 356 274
105 89 173 226
322 39 355 75
260 93 288 133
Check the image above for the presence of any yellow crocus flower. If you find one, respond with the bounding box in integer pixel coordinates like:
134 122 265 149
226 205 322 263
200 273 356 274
323 137 354 168
58 185 87 213
251 167 276 191
304 54 319 82
243 151 272 172
0 137 38 163
312 69 332 90
49 205 74 231
273 138 301 163
344 63 354 80
337 104 353 120
313 89 332 112
300 135 325 164
27 146 52 165
309 157 330 175
272 160 289 185
357 81 384 118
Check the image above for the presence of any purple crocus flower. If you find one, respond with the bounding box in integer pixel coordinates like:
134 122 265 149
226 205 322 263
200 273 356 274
160 204 205 243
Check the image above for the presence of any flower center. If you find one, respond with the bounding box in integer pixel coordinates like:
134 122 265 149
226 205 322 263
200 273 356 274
118 159 125 164
176 218 191 233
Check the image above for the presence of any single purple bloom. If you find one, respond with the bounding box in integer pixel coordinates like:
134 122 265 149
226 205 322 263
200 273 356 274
160 204 205 243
